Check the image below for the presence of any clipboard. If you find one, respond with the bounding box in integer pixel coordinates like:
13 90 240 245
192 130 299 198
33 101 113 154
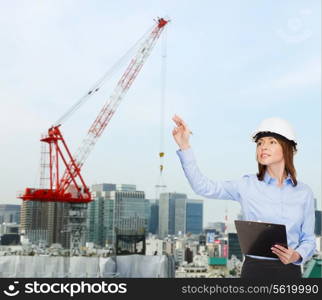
234 220 288 258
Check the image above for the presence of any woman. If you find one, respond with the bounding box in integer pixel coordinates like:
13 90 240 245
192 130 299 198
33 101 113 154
172 115 316 279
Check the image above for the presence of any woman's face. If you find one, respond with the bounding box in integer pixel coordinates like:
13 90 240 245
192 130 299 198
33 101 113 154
256 136 284 166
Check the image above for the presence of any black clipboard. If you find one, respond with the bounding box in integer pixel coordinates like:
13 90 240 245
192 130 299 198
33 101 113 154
234 220 288 258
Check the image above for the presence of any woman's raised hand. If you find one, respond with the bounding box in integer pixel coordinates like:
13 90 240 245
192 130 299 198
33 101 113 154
172 114 191 150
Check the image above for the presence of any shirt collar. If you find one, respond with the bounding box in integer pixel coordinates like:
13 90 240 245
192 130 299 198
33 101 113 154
263 171 294 185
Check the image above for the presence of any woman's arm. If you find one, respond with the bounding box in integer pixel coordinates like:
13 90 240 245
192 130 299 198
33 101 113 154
172 114 241 202
177 148 241 202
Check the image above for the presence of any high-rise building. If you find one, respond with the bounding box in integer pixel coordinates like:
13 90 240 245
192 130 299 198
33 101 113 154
228 232 243 261
186 199 203 234
149 200 159 234
86 183 149 247
315 210 322 236
86 183 116 246
20 201 70 247
20 201 48 244
158 193 187 238
0 204 21 224
114 188 147 235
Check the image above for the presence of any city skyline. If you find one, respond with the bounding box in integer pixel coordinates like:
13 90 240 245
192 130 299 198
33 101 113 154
1 0 321 228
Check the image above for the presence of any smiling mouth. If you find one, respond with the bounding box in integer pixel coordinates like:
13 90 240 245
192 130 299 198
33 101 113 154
261 154 270 159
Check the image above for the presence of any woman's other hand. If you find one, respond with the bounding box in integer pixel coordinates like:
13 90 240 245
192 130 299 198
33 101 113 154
172 114 191 150
271 244 302 264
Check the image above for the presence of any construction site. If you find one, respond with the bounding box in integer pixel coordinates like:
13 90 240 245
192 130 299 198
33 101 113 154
0 1 321 281
0 17 178 277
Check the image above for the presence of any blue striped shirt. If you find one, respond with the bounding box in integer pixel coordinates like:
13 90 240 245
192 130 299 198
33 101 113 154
177 148 316 265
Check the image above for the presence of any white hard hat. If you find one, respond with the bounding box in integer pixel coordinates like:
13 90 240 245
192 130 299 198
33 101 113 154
252 117 297 145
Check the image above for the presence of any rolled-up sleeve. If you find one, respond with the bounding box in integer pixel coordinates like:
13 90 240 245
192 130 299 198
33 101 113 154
176 148 241 202
293 188 316 265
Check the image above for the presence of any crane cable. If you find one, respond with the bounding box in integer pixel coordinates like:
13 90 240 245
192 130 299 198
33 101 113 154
155 25 168 196
54 25 154 126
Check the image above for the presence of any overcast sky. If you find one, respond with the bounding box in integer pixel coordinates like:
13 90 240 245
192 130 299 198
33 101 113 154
0 0 320 226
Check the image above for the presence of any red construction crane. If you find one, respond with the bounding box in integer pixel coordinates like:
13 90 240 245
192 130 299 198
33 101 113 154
19 18 169 204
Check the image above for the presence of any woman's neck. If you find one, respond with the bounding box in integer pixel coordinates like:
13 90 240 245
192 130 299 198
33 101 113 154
267 163 286 186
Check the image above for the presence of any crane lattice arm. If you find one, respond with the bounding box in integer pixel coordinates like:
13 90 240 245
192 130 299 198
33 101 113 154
19 18 168 203
59 18 168 195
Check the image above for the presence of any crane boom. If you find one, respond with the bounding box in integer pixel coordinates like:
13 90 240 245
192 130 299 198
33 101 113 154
19 18 168 203
59 18 168 195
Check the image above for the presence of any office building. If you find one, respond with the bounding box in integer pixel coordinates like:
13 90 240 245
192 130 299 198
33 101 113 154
20 200 69 247
158 193 187 238
149 200 159 234
186 199 203 234
86 183 149 247
0 204 20 224
315 210 322 236
228 232 243 261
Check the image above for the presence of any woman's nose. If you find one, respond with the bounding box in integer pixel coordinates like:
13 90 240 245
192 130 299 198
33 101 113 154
260 142 268 150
